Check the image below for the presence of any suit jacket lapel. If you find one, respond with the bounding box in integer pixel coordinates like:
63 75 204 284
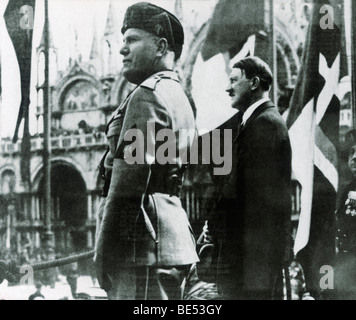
239 100 275 135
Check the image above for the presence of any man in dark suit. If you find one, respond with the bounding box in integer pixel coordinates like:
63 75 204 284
94 2 199 300
207 56 292 300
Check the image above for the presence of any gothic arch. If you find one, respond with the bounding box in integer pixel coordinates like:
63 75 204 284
0 164 16 180
0 167 16 194
32 157 87 192
55 72 102 114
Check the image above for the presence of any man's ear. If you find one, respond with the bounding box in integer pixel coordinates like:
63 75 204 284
156 38 169 57
251 77 260 91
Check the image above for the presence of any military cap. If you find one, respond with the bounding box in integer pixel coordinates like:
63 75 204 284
121 2 184 58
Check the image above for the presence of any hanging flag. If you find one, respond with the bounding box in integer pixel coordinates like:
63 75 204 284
201 0 268 61
4 0 36 188
286 0 348 296
0 47 2 97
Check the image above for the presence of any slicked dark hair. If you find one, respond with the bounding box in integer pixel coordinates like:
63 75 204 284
233 56 273 91
168 44 183 61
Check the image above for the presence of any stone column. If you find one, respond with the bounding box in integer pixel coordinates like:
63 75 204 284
31 196 36 221
36 197 41 220
87 230 93 248
87 193 93 221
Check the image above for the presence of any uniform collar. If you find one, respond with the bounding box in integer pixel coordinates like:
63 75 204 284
148 69 179 82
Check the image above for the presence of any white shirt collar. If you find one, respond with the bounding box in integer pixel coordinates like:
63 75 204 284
242 98 270 125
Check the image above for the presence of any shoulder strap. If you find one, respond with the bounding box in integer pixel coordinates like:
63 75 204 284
140 75 162 91
140 71 180 91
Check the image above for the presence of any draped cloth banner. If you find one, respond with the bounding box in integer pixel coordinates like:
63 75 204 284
201 0 267 61
4 0 36 188
286 0 348 295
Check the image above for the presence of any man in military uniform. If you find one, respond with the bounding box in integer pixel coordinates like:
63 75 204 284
94 2 199 300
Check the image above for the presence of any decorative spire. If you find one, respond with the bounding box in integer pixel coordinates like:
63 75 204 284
36 18 58 88
89 18 101 76
102 0 119 77
66 24 82 65
103 0 115 38
38 19 54 52
74 27 82 62
90 19 99 61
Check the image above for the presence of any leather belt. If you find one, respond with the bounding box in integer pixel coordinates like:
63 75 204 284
147 174 183 197
101 173 183 198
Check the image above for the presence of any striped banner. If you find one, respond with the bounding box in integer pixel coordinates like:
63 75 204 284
286 0 348 294
201 0 267 61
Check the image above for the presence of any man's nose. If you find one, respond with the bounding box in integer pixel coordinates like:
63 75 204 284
119 43 128 55
226 85 232 94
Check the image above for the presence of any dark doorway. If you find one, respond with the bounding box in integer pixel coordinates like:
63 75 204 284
38 163 87 255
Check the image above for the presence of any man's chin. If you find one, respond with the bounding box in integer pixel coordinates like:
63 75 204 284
231 103 242 111
123 70 146 85
122 71 139 84
230 101 238 109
